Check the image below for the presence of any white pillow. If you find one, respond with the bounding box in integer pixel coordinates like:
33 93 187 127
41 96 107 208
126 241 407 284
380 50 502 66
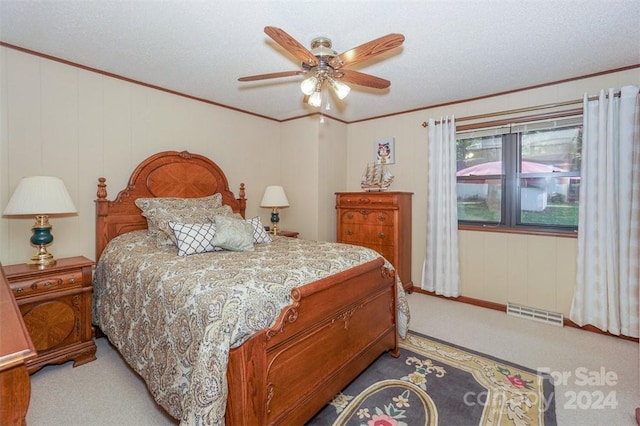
246 216 272 244
169 222 222 256
210 215 255 252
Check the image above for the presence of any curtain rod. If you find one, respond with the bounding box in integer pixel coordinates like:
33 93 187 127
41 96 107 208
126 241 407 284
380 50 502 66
421 91 622 128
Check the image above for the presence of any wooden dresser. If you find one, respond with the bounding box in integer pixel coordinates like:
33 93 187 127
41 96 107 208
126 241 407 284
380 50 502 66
0 262 36 425
336 191 413 292
4 256 97 374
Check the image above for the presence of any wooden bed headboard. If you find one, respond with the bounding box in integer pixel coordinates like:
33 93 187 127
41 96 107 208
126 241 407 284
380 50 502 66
95 150 246 261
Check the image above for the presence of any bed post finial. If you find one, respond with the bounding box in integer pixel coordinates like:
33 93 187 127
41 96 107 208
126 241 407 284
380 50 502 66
238 183 247 219
97 177 107 200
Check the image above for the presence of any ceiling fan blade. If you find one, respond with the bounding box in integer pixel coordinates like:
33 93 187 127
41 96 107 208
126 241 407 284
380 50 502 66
329 33 405 69
238 70 305 82
264 26 319 67
337 69 391 89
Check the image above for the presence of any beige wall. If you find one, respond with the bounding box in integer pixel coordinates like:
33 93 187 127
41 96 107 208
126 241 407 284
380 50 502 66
279 116 348 242
1 45 638 317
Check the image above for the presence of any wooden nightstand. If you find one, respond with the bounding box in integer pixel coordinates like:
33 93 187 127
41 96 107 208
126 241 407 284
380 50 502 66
275 230 299 238
4 256 97 374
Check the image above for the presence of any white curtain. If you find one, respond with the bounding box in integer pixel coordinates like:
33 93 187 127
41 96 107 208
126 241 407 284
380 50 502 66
570 85 640 338
421 116 460 297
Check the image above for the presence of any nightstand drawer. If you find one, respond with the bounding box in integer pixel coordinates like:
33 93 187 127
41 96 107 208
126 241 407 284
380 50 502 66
9 270 83 298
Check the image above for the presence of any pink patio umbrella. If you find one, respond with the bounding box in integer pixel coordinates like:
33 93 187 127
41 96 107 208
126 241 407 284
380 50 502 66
457 161 566 176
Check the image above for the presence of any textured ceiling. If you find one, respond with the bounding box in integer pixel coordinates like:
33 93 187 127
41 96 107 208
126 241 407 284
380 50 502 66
1 0 638 122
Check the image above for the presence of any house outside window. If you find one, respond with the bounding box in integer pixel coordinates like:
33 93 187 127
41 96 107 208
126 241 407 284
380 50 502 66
456 116 582 234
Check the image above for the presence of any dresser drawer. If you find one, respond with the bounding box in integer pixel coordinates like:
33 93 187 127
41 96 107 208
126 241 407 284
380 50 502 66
339 209 395 226
9 270 83 298
337 194 398 207
367 244 395 265
340 225 394 245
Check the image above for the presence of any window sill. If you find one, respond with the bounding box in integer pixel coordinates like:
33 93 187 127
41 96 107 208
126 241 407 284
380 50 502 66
458 224 578 238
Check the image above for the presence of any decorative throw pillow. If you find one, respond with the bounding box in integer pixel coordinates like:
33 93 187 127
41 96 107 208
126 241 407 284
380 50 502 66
135 193 222 214
135 194 231 247
210 215 255 252
246 216 272 244
169 222 223 256
135 194 222 238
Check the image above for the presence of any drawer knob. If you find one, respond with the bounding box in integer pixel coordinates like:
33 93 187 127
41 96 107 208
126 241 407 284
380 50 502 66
347 213 353 219
16 287 23 294
378 214 386 222
69 277 76 284
44 281 52 287
378 232 386 239
347 229 353 235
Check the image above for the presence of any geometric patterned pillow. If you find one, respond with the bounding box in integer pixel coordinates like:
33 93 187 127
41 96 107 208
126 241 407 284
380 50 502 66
246 216 272 244
168 222 223 256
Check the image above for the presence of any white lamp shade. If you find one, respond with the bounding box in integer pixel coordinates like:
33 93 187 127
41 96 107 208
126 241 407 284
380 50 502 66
260 185 289 208
3 176 77 216
329 78 351 100
308 91 322 107
300 75 318 96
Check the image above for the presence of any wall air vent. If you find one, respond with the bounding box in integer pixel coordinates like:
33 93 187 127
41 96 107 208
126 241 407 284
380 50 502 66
506 302 564 327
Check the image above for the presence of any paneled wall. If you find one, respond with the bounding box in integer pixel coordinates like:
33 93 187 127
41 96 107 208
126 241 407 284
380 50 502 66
458 231 577 314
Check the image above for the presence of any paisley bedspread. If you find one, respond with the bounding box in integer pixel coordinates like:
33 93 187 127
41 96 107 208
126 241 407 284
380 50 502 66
92 230 409 425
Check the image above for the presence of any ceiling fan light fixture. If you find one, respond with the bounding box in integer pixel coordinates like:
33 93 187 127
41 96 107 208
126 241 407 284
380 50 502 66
300 75 318 96
239 27 405 113
328 78 351 100
308 91 322 107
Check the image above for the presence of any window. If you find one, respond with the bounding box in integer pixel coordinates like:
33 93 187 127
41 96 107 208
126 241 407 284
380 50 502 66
456 116 582 233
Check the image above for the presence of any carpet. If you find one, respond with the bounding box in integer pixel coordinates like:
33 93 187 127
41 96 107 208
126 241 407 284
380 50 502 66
308 331 556 426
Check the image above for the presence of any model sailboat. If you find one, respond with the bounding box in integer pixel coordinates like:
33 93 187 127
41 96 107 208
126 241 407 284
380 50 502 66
361 163 394 191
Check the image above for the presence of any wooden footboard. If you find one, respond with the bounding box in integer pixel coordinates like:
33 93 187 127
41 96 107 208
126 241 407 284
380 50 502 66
226 257 398 425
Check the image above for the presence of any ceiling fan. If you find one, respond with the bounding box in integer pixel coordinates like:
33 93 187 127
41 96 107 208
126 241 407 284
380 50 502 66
238 26 405 107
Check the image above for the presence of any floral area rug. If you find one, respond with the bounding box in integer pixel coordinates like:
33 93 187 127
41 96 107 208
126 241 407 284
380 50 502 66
307 331 556 426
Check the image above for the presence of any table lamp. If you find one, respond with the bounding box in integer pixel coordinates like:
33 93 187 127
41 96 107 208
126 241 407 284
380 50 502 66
260 185 289 235
3 176 77 267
